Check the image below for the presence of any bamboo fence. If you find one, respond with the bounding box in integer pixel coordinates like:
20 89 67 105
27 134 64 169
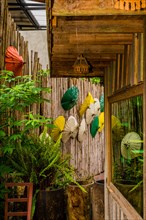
42 77 105 178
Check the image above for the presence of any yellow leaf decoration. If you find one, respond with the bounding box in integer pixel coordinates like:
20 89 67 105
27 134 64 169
98 112 121 133
111 115 121 132
50 116 65 142
79 92 94 117
98 112 104 132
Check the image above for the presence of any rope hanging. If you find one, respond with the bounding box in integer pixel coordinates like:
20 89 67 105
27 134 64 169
114 0 146 10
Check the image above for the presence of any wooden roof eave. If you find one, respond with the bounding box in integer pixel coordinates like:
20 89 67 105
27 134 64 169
52 8 146 17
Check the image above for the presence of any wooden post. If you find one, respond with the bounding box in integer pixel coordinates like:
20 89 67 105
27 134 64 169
143 17 146 220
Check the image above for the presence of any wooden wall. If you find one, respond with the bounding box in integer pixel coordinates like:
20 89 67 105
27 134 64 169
106 33 144 97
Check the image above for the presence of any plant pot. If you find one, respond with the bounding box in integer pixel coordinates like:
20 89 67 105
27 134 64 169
92 180 104 220
115 180 143 217
66 180 94 220
34 188 66 220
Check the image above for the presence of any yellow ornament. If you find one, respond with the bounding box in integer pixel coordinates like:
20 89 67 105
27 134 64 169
79 92 94 117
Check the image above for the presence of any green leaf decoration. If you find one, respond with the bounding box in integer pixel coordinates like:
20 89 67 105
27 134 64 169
61 86 79 110
90 116 99 138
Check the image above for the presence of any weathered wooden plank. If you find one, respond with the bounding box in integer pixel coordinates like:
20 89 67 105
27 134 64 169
54 33 133 45
51 53 117 61
111 61 116 94
138 33 144 82
52 60 110 68
108 83 143 103
55 18 144 33
124 44 131 87
51 69 104 77
129 38 134 85
52 0 146 15
133 33 139 85
115 54 121 90
52 45 124 54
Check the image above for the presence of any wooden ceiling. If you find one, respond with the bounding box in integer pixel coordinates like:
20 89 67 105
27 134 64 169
48 0 146 78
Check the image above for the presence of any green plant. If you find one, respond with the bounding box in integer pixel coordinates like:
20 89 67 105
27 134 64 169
0 70 86 218
0 70 51 217
7 132 82 190
90 77 101 84
113 148 143 196
6 131 86 218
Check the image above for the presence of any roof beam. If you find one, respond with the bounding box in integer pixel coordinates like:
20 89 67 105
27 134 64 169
16 0 41 29
8 3 45 6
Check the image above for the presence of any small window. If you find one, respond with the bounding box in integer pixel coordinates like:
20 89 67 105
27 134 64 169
111 95 143 217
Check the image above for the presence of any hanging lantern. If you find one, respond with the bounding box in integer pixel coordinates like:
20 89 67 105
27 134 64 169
73 54 89 74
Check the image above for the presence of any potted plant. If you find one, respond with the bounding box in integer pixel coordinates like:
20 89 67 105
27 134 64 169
0 70 51 218
6 130 85 220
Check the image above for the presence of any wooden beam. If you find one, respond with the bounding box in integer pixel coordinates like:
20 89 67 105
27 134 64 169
54 33 133 45
52 45 124 54
51 53 117 61
52 1 146 16
51 61 110 70
55 18 144 33
50 69 104 77
108 83 143 103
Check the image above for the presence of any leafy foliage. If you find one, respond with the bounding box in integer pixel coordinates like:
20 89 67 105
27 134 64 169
0 70 51 217
0 70 51 153
0 70 85 218
90 77 101 84
7 134 82 191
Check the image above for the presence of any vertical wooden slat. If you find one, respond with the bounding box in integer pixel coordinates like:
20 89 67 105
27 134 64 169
118 54 124 89
139 33 144 82
134 33 139 85
116 54 121 90
143 17 146 220
112 61 116 93
123 45 128 87
104 67 111 219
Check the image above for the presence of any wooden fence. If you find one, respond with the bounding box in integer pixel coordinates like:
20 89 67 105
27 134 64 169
0 0 105 179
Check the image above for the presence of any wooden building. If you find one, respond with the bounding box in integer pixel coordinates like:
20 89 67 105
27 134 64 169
47 0 146 219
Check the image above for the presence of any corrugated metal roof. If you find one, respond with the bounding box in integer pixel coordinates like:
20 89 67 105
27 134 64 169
7 0 46 30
